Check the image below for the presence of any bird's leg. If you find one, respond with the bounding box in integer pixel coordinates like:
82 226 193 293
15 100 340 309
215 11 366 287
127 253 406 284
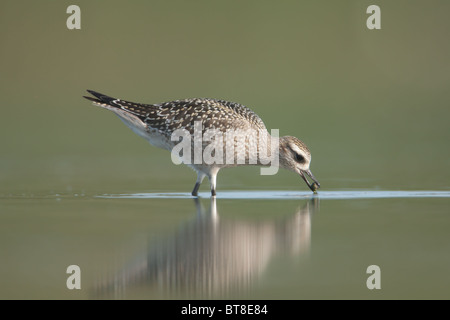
208 168 220 197
192 183 200 197
192 172 205 197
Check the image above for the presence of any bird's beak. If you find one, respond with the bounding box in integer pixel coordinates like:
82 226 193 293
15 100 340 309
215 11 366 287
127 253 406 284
299 169 320 193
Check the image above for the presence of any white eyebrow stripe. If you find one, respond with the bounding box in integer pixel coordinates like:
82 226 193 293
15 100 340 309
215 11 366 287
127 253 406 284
290 145 304 155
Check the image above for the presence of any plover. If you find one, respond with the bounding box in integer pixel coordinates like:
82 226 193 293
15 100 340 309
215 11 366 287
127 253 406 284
84 90 320 196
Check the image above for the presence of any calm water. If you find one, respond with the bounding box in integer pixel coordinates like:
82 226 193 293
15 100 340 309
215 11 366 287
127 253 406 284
1 189 449 299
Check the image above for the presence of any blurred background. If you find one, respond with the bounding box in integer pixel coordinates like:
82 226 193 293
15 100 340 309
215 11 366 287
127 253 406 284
0 0 449 299
1 0 448 193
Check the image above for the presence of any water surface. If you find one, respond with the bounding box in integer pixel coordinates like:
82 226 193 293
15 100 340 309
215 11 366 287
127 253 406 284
1 190 449 299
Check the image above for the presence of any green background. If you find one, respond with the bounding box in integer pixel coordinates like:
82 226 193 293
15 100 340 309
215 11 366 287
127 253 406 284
1 0 449 194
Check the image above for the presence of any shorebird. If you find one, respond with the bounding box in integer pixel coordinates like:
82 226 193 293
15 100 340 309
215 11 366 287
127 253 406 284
83 90 320 196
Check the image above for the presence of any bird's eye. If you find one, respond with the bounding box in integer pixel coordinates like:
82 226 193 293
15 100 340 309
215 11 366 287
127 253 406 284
295 153 305 163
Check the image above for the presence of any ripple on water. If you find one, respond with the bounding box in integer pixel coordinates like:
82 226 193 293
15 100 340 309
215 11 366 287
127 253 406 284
96 190 450 200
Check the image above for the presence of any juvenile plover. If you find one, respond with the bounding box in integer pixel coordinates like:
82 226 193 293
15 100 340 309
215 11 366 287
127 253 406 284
83 90 320 196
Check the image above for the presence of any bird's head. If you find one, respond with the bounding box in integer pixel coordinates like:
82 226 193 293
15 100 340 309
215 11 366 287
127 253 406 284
279 136 320 193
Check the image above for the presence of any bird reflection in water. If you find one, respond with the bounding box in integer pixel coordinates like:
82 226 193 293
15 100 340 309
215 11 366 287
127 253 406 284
94 197 319 299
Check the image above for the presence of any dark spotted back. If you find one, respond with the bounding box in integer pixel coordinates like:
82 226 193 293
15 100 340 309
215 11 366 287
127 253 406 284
111 98 267 136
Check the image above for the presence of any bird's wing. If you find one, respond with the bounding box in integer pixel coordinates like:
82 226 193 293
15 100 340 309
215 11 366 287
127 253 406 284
145 98 268 134
84 91 267 135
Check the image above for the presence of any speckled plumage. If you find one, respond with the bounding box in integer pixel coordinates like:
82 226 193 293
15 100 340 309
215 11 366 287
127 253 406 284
85 92 266 134
84 90 320 196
